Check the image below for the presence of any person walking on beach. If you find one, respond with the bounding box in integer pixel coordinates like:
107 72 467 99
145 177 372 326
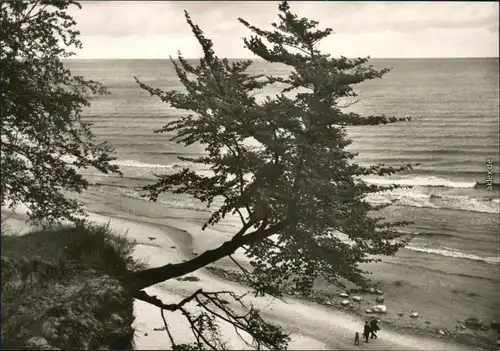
354 332 360 345
363 321 370 343
370 317 379 339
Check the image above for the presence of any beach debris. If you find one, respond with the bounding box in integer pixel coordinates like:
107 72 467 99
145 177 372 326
438 330 445 336
170 246 176 249
425 321 431 325
349 303 354 308
148 237 156 241
368 288 376 294
375 289 384 295
365 309 373 314
339 292 349 298
464 317 482 329
410 311 419 318
341 299 349 306
153 327 166 331
352 296 361 302
324 301 333 306
371 305 387 313
24 337 50 350
397 312 404 317
144 333 148 336
480 325 489 331
459 324 466 330
376 296 384 303
177 276 201 282
490 321 500 332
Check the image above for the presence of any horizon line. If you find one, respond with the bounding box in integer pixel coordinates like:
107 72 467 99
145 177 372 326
64 56 500 60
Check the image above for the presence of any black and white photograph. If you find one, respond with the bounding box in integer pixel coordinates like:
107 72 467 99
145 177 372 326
1 0 499 350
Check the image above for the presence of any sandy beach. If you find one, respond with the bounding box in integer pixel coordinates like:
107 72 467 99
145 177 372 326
2 205 480 350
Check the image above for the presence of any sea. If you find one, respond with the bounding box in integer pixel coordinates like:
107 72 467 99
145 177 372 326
64 58 500 328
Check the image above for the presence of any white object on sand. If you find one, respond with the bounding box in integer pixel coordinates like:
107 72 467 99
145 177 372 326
352 296 361 302
372 305 387 313
365 309 373 313
410 312 419 318
341 299 349 306
339 293 349 298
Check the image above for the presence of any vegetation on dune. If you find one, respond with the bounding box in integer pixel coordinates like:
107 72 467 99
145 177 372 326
1 0 419 349
1 222 144 349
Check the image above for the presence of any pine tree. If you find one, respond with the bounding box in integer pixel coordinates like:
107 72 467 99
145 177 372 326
133 2 416 348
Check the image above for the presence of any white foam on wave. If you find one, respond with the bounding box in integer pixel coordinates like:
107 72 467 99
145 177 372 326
110 159 176 169
87 158 499 214
406 245 499 265
363 175 477 188
365 188 499 214
99 158 482 189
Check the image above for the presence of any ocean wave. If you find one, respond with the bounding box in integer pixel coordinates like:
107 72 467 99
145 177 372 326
109 159 176 169
411 231 455 238
405 245 499 265
362 175 477 188
365 188 499 214
107 160 496 188
91 186 219 213
85 159 499 214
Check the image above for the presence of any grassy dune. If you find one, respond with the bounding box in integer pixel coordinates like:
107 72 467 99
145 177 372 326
1 221 144 350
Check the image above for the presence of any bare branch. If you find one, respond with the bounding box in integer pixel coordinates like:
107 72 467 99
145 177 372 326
161 308 176 348
134 289 203 311
180 307 218 350
228 255 253 284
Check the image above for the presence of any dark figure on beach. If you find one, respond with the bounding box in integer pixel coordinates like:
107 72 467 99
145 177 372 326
370 318 379 339
354 332 360 345
363 321 370 343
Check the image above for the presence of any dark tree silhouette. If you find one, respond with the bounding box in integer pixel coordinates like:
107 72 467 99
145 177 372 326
1 0 120 223
132 2 416 349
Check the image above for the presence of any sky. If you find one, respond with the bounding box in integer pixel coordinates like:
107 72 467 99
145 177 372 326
69 1 499 59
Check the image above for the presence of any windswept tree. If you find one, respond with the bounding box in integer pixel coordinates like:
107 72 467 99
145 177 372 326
132 2 415 349
0 0 120 223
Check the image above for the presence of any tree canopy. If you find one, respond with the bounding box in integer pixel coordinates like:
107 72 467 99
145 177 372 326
0 0 120 223
132 1 415 348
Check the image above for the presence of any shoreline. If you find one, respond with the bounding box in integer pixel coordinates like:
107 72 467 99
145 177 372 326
2 207 496 350
204 266 498 350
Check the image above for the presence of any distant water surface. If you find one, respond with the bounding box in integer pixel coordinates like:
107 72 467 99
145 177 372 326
64 58 499 266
